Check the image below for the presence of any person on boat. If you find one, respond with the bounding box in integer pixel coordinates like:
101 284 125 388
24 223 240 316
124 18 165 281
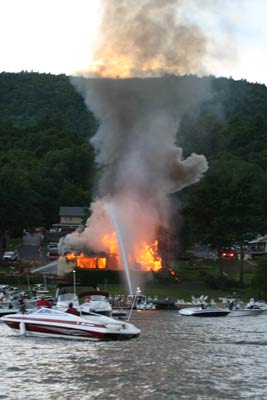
229 300 234 310
36 294 51 308
66 302 80 316
19 294 27 313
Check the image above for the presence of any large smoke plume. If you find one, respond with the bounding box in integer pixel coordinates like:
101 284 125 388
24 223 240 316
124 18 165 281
60 0 223 270
85 0 209 78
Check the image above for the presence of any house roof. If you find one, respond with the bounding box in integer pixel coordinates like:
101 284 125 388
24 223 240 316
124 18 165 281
248 235 267 244
59 206 88 217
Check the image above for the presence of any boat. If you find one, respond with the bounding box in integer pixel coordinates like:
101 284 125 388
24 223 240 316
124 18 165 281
228 308 264 317
55 286 113 318
0 287 36 317
127 294 156 310
227 308 264 317
0 302 19 317
111 309 128 319
178 304 230 317
221 297 264 317
1 307 141 341
245 300 267 313
55 291 80 312
78 290 112 317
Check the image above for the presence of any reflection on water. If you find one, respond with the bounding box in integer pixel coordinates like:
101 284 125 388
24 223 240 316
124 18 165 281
1 311 267 399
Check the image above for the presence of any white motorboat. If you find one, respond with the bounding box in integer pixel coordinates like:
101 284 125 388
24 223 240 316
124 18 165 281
222 297 264 317
0 304 19 317
127 294 156 310
55 291 81 312
227 308 264 317
0 302 35 317
178 305 230 317
1 307 141 341
55 286 112 317
0 289 36 317
245 298 267 312
78 290 112 317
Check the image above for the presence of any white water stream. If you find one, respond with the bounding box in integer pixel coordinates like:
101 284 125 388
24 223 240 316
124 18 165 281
105 203 133 294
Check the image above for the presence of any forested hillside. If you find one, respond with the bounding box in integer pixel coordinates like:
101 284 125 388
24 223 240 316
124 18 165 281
0 72 266 251
0 72 97 242
178 77 267 248
0 72 97 135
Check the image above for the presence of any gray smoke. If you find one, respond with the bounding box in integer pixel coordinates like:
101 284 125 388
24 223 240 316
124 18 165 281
61 0 216 264
72 76 209 197
62 76 208 260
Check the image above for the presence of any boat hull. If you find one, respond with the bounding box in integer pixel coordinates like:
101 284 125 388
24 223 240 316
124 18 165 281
0 309 19 317
3 320 140 341
1 310 140 341
179 307 230 317
227 309 264 317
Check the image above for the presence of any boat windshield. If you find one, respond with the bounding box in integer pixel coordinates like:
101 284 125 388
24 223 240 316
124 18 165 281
90 295 106 301
57 293 78 302
28 307 77 318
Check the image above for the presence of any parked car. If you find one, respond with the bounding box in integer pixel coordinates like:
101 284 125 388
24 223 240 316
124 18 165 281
2 251 18 261
47 242 58 252
47 250 60 261
46 243 59 261
219 247 238 260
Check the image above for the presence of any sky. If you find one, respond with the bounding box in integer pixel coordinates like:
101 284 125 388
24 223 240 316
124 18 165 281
0 0 266 86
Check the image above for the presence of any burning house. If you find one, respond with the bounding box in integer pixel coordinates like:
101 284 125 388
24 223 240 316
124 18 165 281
58 237 163 273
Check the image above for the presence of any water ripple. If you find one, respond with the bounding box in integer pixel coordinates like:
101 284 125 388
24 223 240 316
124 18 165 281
1 313 267 399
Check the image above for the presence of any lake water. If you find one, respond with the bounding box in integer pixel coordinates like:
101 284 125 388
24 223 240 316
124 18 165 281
1 310 267 400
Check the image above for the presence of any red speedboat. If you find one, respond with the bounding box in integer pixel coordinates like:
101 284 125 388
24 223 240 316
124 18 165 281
1 307 141 341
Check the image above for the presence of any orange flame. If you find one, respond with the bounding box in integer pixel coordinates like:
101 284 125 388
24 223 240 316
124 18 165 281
101 232 117 254
135 240 162 272
101 234 162 271
65 253 107 269
65 235 161 272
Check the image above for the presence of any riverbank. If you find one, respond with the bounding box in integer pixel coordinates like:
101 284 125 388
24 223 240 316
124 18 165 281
0 257 261 304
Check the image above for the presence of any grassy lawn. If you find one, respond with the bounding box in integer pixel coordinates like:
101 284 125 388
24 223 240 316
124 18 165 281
0 257 260 302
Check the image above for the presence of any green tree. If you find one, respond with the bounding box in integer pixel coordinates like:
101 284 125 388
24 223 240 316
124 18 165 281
182 157 267 283
0 160 42 249
0 120 96 238
178 113 226 160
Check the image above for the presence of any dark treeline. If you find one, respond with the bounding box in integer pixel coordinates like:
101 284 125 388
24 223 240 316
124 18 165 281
178 77 267 250
0 72 97 243
0 72 267 251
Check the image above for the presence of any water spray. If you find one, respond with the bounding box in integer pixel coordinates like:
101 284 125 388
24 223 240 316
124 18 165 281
105 202 133 295
127 286 141 322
